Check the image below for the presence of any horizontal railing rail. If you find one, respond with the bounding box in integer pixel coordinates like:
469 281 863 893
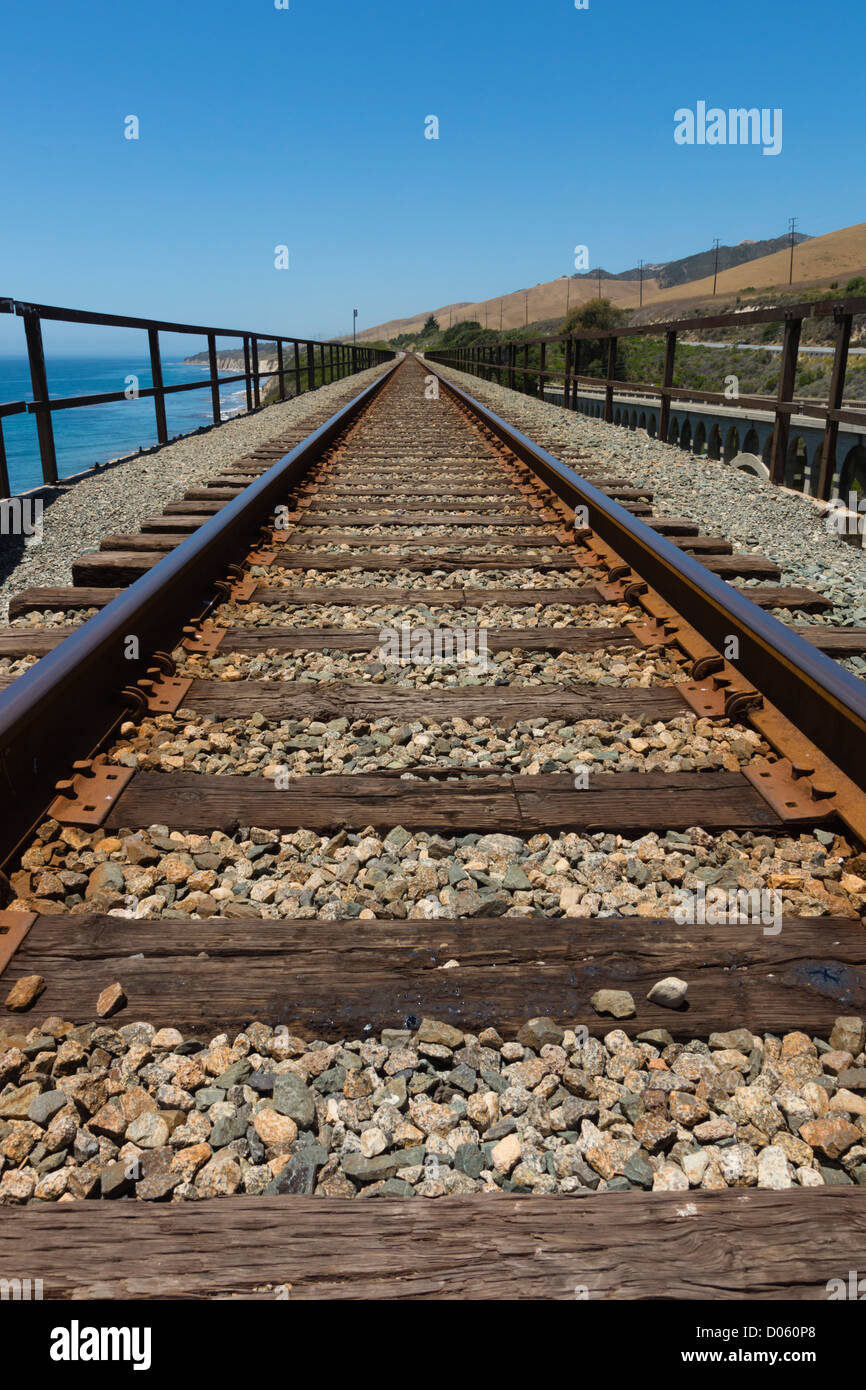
0 297 394 498
427 295 866 500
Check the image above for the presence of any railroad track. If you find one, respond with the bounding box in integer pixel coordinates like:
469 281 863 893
1 352 866 1299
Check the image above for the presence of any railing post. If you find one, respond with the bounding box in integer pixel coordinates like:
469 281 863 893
242 336 253 411
538 341 546 400
319 343 325 386
658 329 676 442
22 308 58 483
508 343 516 390
522 342 530 394
571 338 581 409
0 421 11 500
207 333 221 424
294 341 302 397
770 314 802 484
603 336 617 423
307 342 315 392
148 326 169 445
277 340 287 402
817 308 852 500
563 338 572 410
250 337 261 408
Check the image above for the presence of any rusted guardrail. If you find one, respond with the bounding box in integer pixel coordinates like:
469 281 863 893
0 297 394 498
427 295 866 500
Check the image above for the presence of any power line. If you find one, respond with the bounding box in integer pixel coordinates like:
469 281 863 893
788 216 799 285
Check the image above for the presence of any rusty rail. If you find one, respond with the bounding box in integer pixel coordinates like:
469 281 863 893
0 359 401 864
423 357 866 820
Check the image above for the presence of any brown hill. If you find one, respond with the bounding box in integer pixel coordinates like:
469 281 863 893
356 222 866 341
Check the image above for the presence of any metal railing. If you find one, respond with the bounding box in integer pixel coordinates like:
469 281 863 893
0 297 394 498
427 295 866 500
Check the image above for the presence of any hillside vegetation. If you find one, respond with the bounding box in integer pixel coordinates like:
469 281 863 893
413 293 866 403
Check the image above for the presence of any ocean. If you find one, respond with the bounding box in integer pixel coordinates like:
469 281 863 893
0 357 251 495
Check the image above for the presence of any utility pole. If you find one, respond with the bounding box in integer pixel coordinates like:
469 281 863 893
353 308 358 345
638 260 645 308
712 239 721 296
788 216 799 285
499 301 503 331
597 268 601 299
566 276 571 317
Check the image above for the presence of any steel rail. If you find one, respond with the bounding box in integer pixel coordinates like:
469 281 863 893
424 358 866 789
0 359 401 866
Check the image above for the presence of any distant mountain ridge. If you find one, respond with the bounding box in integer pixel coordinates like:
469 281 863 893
581 233 812 289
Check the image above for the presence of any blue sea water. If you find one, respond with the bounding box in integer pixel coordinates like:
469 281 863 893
0 357 250 495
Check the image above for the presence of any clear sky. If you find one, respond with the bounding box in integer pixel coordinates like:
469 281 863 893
0 0 862 354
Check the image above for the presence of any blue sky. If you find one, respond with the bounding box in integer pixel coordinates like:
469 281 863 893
0 0 862 354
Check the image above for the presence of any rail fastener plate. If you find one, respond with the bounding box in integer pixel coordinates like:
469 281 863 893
47 760 136 828
0 910 37 979
743 756 839 822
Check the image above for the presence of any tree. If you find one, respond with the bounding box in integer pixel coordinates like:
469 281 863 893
561 298 626 381
421 315 440 336
438 319 495 348
562 297 624 336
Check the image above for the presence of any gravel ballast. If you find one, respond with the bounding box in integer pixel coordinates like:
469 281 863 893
175 643 684 687
7 821 865 921
3 1010 866 1202
105 710 770 778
